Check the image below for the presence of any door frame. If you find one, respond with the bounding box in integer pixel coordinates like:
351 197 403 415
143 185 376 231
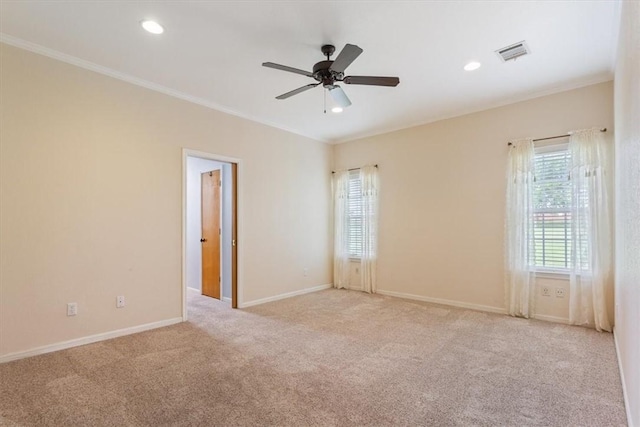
182 149 242 321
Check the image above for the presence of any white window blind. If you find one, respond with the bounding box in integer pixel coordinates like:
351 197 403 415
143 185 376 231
348 170 363 257
532 146 572 269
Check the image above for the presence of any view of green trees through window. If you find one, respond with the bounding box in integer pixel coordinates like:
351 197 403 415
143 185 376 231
532 148 572 269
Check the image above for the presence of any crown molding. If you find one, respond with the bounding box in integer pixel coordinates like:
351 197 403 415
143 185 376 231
1 33 613 147
333 73 613 144
0 33 328 144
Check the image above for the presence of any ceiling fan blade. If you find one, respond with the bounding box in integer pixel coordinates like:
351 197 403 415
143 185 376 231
275 83 320 100
330 44 363 74
343 76 400 87
328 85 352 108
262 62 313 77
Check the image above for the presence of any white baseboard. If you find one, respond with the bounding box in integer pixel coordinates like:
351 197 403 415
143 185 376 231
187 287 200 292
240 284 332 308
376 289 507 315
222 297 231 303
0 317 183 364
614 327 634 427
533 314 570 324
375 290 573 327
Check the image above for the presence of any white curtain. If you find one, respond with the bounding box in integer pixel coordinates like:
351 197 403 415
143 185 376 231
568 129 613 332
505 138 536 318
333 170 351 289
360 166 379 293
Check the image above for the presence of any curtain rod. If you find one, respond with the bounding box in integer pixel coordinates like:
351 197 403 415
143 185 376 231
331 164 378 174
507 128 607 146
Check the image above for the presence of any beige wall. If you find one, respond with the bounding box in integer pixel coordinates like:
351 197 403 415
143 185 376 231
614 2 640 425
334 81 614 320
0 44 333 357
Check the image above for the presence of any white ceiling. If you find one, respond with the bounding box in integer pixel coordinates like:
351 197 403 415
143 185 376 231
1 1 620 143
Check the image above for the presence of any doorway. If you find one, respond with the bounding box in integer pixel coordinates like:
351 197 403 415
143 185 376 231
183 150 240 319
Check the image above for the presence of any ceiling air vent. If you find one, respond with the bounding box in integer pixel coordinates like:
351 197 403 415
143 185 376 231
496 41 530 62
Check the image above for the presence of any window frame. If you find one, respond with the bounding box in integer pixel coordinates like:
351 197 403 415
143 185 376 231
531 141 572 275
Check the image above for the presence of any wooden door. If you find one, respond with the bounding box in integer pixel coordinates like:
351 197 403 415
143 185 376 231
201 170 221 299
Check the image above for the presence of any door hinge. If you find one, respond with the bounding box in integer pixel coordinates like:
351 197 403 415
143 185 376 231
219 228 221 235
219 180 222 187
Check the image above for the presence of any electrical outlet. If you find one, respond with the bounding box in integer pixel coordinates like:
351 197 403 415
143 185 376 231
303 268 308 277
541 287 551 297
116 295 125 308
67 302 77 316
555 288 565 298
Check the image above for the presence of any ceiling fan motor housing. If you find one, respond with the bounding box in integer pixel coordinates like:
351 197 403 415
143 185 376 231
313 60 343 87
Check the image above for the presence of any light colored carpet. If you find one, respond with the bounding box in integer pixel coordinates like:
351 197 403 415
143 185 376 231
0 289 627 426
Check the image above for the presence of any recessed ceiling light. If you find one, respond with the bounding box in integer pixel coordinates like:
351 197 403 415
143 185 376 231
141 20 164 35
464 61 481 71
331 107 343 113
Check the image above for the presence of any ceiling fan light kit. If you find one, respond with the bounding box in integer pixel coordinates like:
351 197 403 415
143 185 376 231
263 43 400 111
328 85 351 108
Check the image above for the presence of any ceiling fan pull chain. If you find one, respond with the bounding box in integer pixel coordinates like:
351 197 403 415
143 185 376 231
323 88 326 114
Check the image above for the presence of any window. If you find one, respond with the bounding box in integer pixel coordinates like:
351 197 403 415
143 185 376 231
333 165 379 290
532 144 573 270
348 170 363 257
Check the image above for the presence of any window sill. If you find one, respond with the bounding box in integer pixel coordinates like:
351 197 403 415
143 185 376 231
534 269 570 280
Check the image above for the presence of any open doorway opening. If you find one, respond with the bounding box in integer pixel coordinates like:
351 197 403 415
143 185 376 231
183 150 239 319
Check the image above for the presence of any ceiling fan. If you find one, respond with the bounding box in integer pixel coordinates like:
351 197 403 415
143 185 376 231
262 44 400 109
